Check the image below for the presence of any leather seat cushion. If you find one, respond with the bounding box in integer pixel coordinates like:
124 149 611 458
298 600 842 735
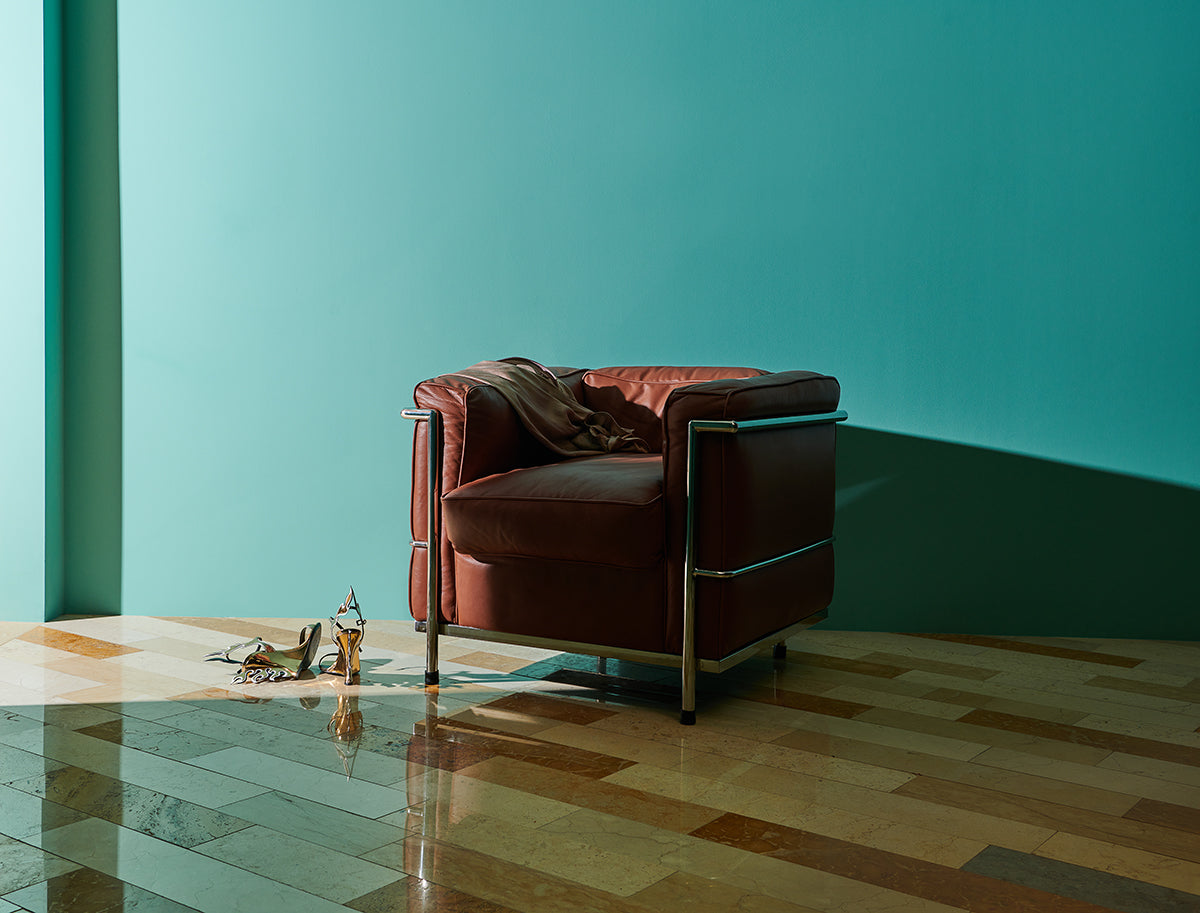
443 453 664 567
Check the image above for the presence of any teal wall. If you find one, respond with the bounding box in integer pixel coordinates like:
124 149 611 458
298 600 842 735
60 0 123 617
14 1 1196 632
0 0 47 622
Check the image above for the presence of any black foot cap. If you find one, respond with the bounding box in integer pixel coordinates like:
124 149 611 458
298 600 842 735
424 671 440 687
772 643 787 660
680 709 696 725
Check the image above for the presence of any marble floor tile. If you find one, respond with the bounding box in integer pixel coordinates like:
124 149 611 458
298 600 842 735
901 633 1145 669
1084 673 1200 706
37 704 123 731
1098 750 1200 788
893 776 1200 865
957 708 1200 765
2 864 201 913
601 762 989 867
388 766 577 833
30 817 346 913
186 746 409 818
162 705 408 786
0 783 89 840
733 762 1054 853
428 812 677 897
345 874 520 913
0 622 41 646
362 834 661 913
770 708 991 761
854 707 1113 766
903 669 1200 727
73 715 232 761
1035 831 1200 895
1123 797 1200 835
192 825 402 902
692 812 1107 913
627 870 826 913
964 844 1200 913
16 628 140 661
462 754 722 835
974 746 1200 807
40 616 164 647
0 723 269 808
40 656 207 701
0 661 108 699
5 765 253 848
0 710 45 742
817 683 973 721
0 835 80 896
0 742 66 785
92 699 197 723
4 617 1197 913
1079 713 1200 749
1 638 92 670
218 789 408 856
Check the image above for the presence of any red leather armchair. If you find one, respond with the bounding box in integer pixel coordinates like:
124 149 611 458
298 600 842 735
405 364 844 723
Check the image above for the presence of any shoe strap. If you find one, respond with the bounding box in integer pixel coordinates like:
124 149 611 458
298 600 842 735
204 638 272 663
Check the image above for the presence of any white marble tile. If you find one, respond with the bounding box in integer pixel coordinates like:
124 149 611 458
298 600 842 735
0 681 80 715
0 622 40 645
166 706 407 786
0 784 85 840
443 812 678 897
217 790 408 856
96 647 219 686
1077 713 1200 747
0 743 63 785
897 669 1198 725
99 617 236 648
30 817 347 913
0 723 268 808
187 747 408 818
94 698 196 722
43 616 164 646
0 834 80 896
1097 751 1200 788
0 661 107 699
0 710 43 742
0 639 86 668
974 746 1200 806
193 825 401 902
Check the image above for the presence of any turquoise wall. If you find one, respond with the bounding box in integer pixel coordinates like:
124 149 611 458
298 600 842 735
109 2 1200 626
0 0 47 622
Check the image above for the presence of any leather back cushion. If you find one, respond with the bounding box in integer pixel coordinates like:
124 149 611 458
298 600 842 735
581 365 766 452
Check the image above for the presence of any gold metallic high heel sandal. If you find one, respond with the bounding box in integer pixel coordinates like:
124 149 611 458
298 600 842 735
319 588 365 685
206 623 322 684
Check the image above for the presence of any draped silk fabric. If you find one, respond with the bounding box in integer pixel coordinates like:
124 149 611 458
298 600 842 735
446 357 648 457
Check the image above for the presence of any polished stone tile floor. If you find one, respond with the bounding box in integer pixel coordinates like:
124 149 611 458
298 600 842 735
1 616 1198 912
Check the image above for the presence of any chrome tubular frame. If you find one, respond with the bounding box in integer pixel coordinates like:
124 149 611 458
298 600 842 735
401 408 441 686
404 403 846 724
681 409 847 724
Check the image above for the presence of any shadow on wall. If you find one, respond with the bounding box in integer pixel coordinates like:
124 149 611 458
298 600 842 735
828 426 1199 640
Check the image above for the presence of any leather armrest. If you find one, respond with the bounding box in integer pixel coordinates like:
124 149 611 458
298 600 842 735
660 371 842 656
409 367 582 625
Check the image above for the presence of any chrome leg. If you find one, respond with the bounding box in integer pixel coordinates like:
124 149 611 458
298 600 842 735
403 409 442 688
424 410 441 687
681 421 701 725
